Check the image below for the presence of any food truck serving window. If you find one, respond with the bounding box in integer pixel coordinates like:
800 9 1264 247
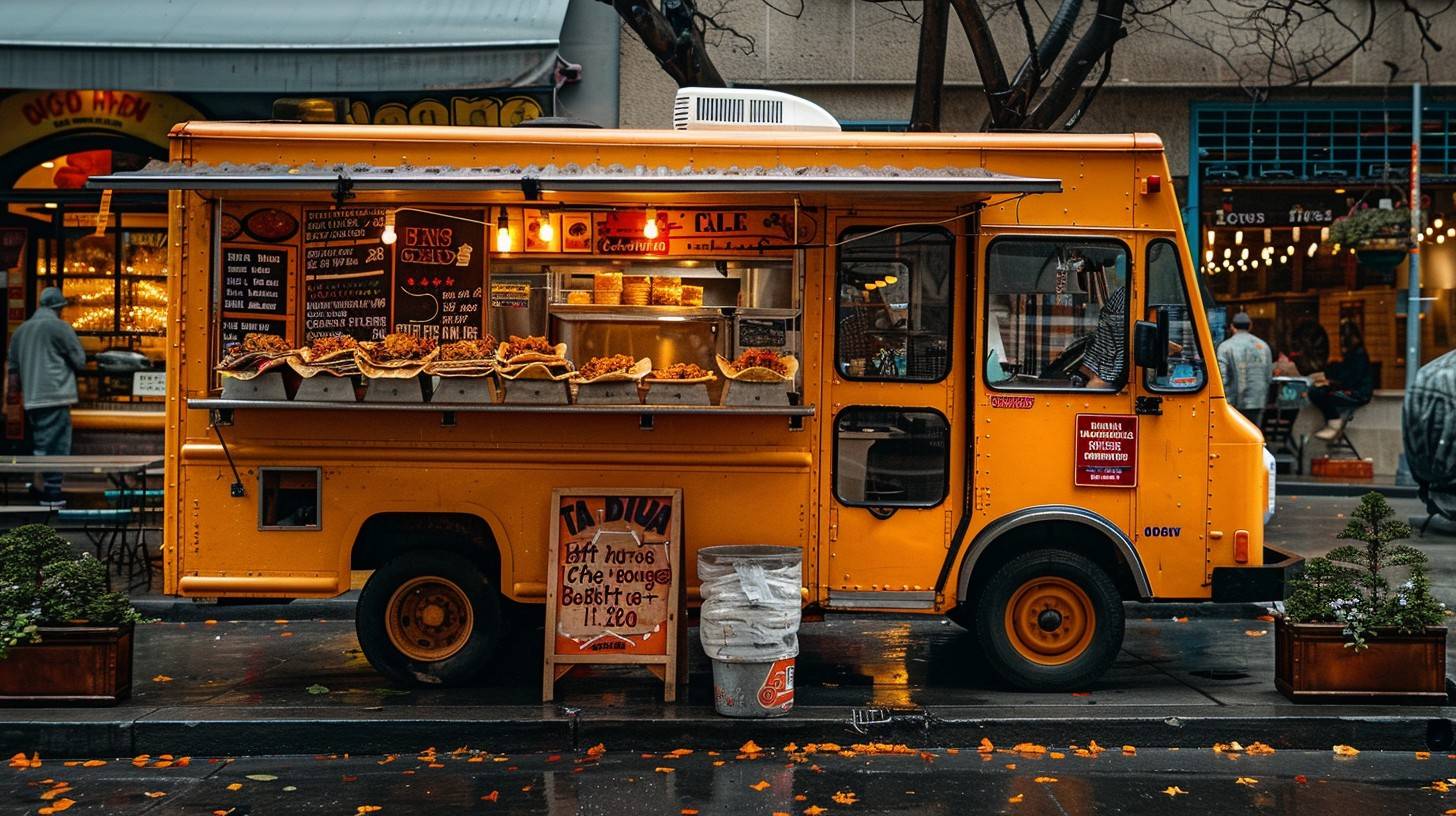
836 227 953 382
833 407 950 507
1145 239 1208 393
984 237 1130 391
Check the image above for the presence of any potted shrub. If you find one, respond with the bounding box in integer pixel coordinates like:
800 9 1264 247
0 524 140 704
1327 206 1416 276
1276 492 1448 702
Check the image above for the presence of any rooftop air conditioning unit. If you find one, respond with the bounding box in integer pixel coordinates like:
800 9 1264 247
673 88 841 132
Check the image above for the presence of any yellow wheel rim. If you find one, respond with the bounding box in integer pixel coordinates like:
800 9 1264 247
385 576 474 662
1004 576 1096 666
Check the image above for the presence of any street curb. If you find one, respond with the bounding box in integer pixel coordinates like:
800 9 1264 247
1278 480 1418 499
131 598 1272 623
4 706 1453 757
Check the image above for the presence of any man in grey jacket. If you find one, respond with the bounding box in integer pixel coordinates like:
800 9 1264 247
7 287 86 505
1217 311 1273 423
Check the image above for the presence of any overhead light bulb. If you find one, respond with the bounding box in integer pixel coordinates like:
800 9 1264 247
1447 228 1455 237
643 208 659 239
1206 230 1216 247
884 275 898 284
1223 248 1231 260
1251 259 1260 268
1320 226 1330 242
1235 230 1244 245
1292 226 1301 242
1204 249 1214 262
1436 217 1445 229
380 211 397 245
1263 228 1272 243
1440 234 1447 244
537 217 554 243
1240 247 1249 260
1280 254 1289 264
1334 187 1346 195
495 208 512 253
41 161 55 169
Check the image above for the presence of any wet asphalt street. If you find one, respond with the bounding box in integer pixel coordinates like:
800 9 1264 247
8 744 1456 815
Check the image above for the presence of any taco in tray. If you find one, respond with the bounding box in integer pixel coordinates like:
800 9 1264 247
716 348 799 382
496 361 576 381
573 354 651 384
289 334 361 378
425 336 499 377
355 332 438 378
645 361 717 385
216 333 297 379
495 335 568 366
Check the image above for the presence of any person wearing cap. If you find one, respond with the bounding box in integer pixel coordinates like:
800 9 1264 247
1216 312 1273 422
7 287 87 505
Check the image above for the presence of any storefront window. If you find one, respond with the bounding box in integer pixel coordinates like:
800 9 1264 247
835 227 952 382
985 237 1129 390
833 407 949 507
1145 240 1207 392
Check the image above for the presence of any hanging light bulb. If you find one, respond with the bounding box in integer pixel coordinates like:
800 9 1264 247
1204 249 1214 262
1251 259 1260 269
495 208 512 253
1206 230 1216 247
1263 228 1272 243
380 210 397 245
884 275 898 284
1333 242 1342 254
1307 242 1318 257
1223 248 1232 260
1292 226 1302 242
1280 253 1290 264
643 208 659 239
1235 230 1244 245
537 216 554 243
1320 226 1330 242
1439 234 1447 245
1240 247 1249 260
1285 244 1295 255
1437 217 1445 229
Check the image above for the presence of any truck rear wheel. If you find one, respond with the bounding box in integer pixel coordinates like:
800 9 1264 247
975 550 1123 691
356 550 501 685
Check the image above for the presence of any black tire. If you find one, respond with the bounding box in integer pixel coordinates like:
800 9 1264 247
974 549 1124 691
356 549 501 686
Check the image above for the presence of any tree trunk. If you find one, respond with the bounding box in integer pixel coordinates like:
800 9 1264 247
910 0 951 132
610 0 727 88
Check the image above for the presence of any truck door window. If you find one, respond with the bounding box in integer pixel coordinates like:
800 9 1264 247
1145 239 1208 392
833 407 950 507
985 238 1129 390
836 227 953 381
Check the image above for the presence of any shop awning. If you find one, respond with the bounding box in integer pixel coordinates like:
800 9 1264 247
0 0 569 93
92 160 1062 196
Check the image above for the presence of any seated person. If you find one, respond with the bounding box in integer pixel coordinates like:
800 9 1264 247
1309 319 1374 440
1077 286 1127 388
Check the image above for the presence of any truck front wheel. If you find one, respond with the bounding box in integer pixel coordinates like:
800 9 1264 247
356 550 501 685
975 550 1124 691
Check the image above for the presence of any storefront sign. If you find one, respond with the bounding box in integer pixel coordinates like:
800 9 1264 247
544 488 684 703
1205 190 1344 228
345 94 547 128
588 208 814 257
0 90 205 157
303 207 390 342
391 209 485 341
1074 413 1138 487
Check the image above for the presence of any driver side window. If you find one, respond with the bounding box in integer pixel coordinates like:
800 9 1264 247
984 237 1129 391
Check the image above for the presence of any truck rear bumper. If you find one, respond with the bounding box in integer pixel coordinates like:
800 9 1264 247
1211 544 1304 602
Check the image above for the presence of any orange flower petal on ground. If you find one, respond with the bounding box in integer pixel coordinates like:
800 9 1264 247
1012 743 1047 755
81 760 106 767
1416 751 1431 759
226 783 242 791
152 675 173 683
655 767 676 774
740 740 763 755
804 807 827 816
831 791 858 805
1235 777 1258 786
355 807 382 814
1162 786 1188 796
680 810 698 815
1245 742 1275 756
586 743 606 758
1034 776 1058 783
38 799 74 815
1333 745 1360 757
1009 794 1025 803
1122 745 1137 755
751 780 771 792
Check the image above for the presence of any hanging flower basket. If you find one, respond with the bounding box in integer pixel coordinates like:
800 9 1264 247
1328 208 1415 275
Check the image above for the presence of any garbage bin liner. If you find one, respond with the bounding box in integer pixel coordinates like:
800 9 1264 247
697 545 802 663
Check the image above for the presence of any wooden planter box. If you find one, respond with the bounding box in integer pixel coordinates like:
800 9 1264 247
0 624 133 705
1275 617 1447 703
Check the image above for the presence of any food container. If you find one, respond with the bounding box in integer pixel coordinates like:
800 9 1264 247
681 285 704 307
644 369 716 406
566 290 592 305
593 271 623 294
650 276 682 306
622 275 651 306
716 353 798 407
594 290 622 305
288 348 362 402
364 375 428 402
220 370 289 400
431 375 496 403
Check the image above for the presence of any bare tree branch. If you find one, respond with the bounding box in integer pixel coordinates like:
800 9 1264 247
947 0 1014 127
604 0 728 87
1025 0 1126 129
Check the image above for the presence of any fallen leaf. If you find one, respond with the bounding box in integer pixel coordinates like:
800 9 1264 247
40 786 72 800
226 783 243 791
152 674 173 682
1005 763 1017 770
280 632 295 638
1174 617 1189 623
1294 775 1307 784
1009 794 1025 803
751 780 771 792
1034 776 1058 783
773 812 791 816
831 791 858 805
1012 743 1047 755
655 767 676 774
378 755 397 765
1162 786 1188 796
795 795 807 802
1245 742 1275 756
38 798 74 814
804 808 827 816
1417 752 1432 760
1428 780 1451 792
1333 745 1360 757
978 738 995 754
284 786 297 792
1256 614 1276 622
204 619 218 625
480 791 499 802
144 792 167 798
1122 745 1137 755
81 759 106 767
679 810 697 815
305 684 330 695
741 740 763 755
1243 630 1267 638
1049 752 1066 760
1235 777 1258 786
356 808 382 815
947 748 960 755
245 774 278 781
586 743 606 758
1087 741 1105 754
274 619 290 625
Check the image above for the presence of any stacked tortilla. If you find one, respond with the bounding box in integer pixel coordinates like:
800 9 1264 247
289 335 362 378
716 349 799 382
496 336 574 381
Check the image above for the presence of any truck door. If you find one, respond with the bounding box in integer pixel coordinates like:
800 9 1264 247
1133 234 1212 596
820 218 966 611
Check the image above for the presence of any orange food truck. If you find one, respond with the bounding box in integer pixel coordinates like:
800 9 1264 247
95 88 1293 692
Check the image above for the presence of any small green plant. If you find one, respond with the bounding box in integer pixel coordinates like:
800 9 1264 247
0 525 139 658
1327 207 1415 247
1284 492 1446 648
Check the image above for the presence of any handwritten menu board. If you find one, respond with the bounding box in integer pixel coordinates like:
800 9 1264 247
392 209 485 341
219 204 300 354
303 207 391 342
544 488 684 703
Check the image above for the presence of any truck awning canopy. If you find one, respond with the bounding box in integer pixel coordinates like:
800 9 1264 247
0 0 569 93
91 160 1063 196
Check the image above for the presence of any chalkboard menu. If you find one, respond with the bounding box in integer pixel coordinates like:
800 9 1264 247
392 208 485 341
221 316 288 348
303 207 390 342
222 247 287 315
738 317 789 348
544 488 684 703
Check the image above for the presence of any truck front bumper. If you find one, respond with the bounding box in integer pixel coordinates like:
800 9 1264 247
1211 544 1304 602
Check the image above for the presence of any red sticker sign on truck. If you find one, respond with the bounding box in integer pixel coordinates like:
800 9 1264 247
1074 413 1138 488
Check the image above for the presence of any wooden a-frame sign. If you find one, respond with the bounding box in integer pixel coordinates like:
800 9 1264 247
543 488 685 702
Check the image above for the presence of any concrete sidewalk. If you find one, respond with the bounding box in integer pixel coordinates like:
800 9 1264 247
3 613 1453 758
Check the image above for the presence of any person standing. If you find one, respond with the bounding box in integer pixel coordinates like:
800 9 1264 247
1216 312 1273 422
7 287 86 505
1310 319 1375 441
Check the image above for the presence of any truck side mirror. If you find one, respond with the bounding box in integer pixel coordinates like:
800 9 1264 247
1134 310 1169 377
